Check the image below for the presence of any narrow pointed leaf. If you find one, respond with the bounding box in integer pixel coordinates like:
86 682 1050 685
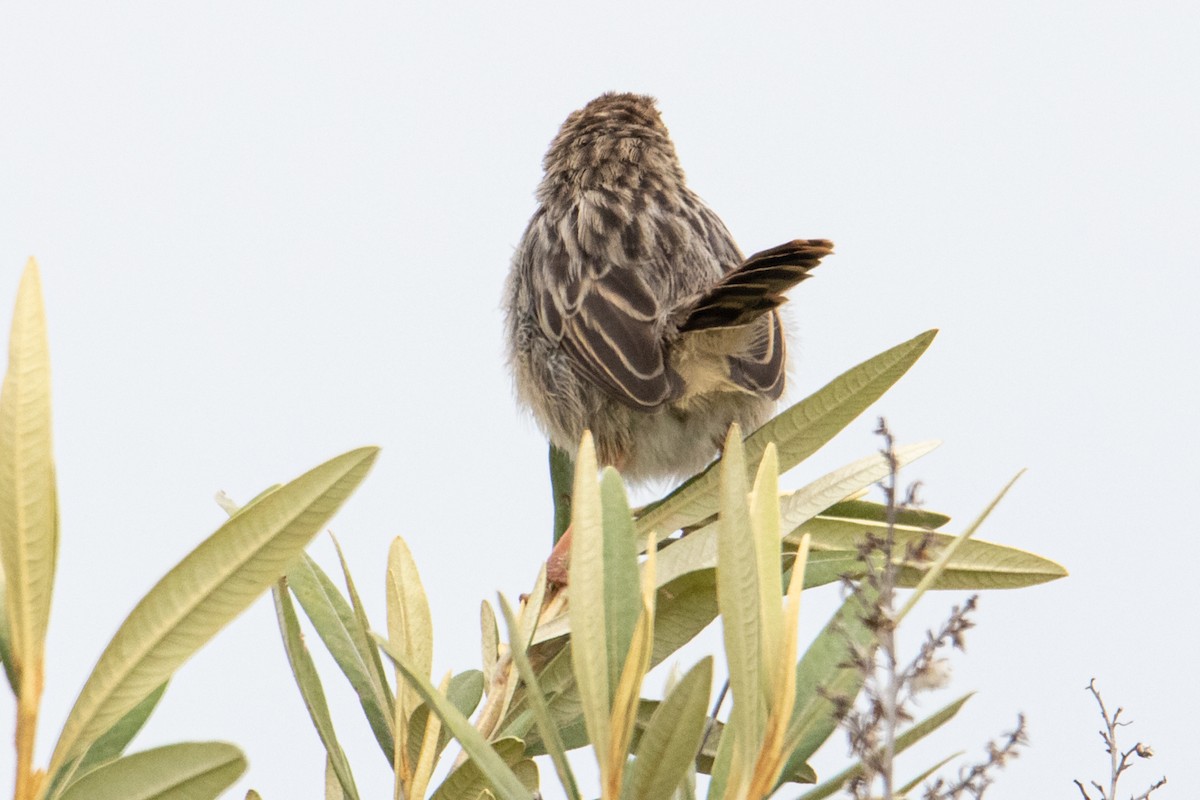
0 259 58 702
649 443 939 595
637 330 937 536
273 583 359 799
716 425 763 788
386 536 434 729
0 563 15 693
899 752 964 794
789 516 1067 590
750 534 808 796
330 535 394 718
429 738 529 800
568 432 611 768
74 681 168 774
57 742 245 800
378 636 531 800
819 499 950 529
289 553 394 760
897 472 1030 621
628 657 713 800
325 757 342 799
409 672 449 800
778 442 941 535
481 600 499 685
406 671 485 767
776 590 875 786
47 446 378 778
499 595 581 800
607 593 653 794
749 445 783 674
795 694 974 800
599 469 641 695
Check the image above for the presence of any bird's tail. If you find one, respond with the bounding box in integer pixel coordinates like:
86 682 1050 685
677 239 834 332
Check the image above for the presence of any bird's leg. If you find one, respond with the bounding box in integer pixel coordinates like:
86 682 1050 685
546 523 573 587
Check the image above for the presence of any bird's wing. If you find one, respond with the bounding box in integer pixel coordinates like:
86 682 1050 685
677 239 833 331
528 212 680 410
678 239 832 400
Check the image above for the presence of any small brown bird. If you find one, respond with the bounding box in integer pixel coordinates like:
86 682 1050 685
505 92 832 482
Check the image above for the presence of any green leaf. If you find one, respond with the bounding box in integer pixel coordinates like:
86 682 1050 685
789 517 1067 590
627 657 713 800
57 742 246 800
324 756 342 799
288 553 394 760
599 470 641 700
430 738 530 800
715 427 765 779
649 570 720 668
480 600 499 685
796 694 974 800
636 330 937 537
273 582 359 800
896 472 1032 621
378 636 532 800
406 670 485 767
500 595 581 800
386 536 434 731
649 442 939 595
778 442 941 535
776 593 875 787
899 752 963 795
0 258 58 698
598 698 817 785
568 434 612 766
74 682 168 774
0 582 14 693
819 499 951 529
505 570 720 752
750 445 784 674
46 446 378 779
329 535 394 722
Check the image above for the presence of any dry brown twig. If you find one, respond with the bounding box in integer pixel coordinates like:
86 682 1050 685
835 419 1027 799
1072 679 1166 800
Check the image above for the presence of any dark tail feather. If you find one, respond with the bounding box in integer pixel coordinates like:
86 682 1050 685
678 239 833 332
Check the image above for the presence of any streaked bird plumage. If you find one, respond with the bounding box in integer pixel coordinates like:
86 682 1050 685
505 92 832 481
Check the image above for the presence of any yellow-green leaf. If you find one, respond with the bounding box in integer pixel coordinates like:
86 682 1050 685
790 517 1067 590
569 431 611 770
57 742 245 800
749 444 783 679
386 534 433 785
74 682 168 775
649 442 940 596
47 446 378 779
715 426 763 792
636 330 937 537
499 595 581 800
273 582 359 799
0 258 58 701
289 554 394 761
378 636 532 800
627 657 713 800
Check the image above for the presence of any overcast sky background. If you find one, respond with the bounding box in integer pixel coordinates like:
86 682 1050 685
2 2 1197 798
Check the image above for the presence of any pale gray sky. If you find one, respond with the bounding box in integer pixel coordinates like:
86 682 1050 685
2 2 1196 798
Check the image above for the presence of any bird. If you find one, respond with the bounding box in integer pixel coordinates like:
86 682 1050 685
504 92 832 483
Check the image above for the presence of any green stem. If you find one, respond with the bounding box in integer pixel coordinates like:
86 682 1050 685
549 444 574 544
